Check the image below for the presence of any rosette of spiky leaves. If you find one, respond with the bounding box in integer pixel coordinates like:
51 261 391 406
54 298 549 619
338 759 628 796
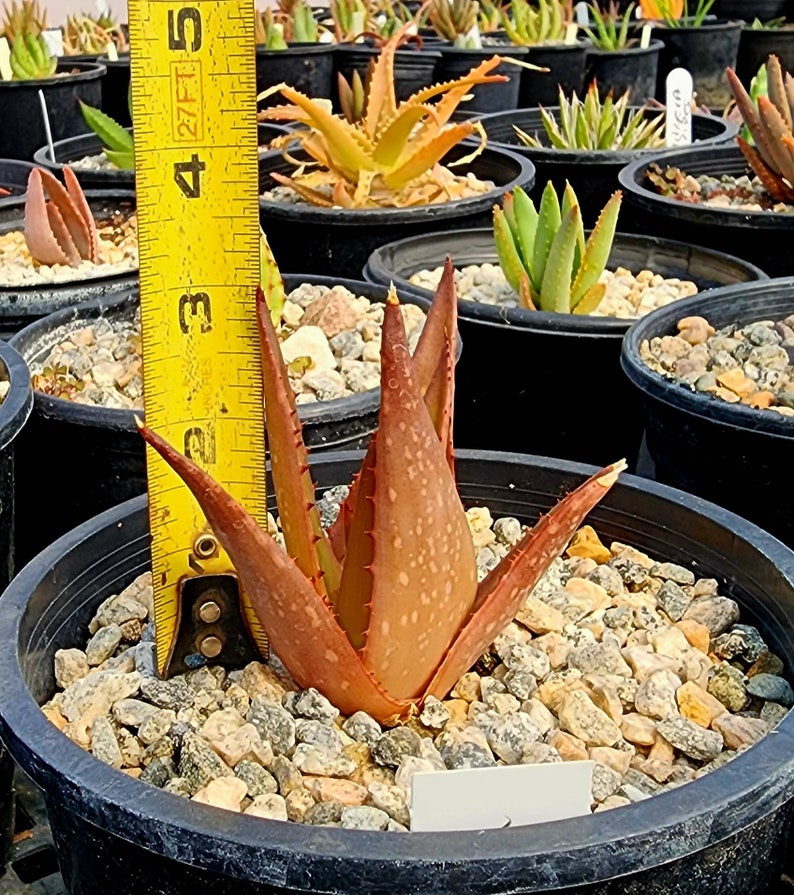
638 0 682 19
727 55 794 204
330 0 373 41
514 84 665 150
257 24 509 208
501 0 570 45
62 12 126 55
0 0 45 41
644 0 714 27
428 0 481 47
583 1 636 50
478 0 502 33
8 30 55 79
139 248 624 723
255 8 289 47
493 182 621 313
79 101 134 169
24 166 99 267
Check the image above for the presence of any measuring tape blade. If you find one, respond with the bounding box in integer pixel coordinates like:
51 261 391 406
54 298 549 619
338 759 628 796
128 0 268 676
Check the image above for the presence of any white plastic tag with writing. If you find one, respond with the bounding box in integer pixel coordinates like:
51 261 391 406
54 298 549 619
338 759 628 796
41 28 64 58
665 67 693 147
640 24 652 49
410 761 594 833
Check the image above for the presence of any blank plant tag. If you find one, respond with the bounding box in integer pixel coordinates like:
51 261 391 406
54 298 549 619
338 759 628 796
0 37 10 81
564 23 578 44
411 761 594 833
41 28 63 57
106 41 118 61
640 24 652 48
665 67 693 147
574 2 589 26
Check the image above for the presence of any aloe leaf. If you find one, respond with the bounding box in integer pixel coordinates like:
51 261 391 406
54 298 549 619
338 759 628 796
538 204 579 313
103 149 135 170
571 189 621 307
531 181 561 289
421 459 626 704
510 186 538 273
259 229 285 326
572 282 606 315
561 181 584 277
494 204 526 295
79 101 134 154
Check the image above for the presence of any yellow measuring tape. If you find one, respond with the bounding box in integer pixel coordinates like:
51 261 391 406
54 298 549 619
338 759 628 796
128 0 268 675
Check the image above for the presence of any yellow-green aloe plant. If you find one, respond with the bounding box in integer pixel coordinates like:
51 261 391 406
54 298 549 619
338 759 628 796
493 181 622 313
501 0 571 45
515 84 666 150
138 248 624 724
4 28 55 79
257 23 511 208
426 0 482 48
727 55 794 204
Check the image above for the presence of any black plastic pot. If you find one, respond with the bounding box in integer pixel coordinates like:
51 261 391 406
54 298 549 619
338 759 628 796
333 44 441 106
259 122 290 149
433 46 529 113
622 277 794 546
101 55 131 127
0 191 137 339
618 144 794 276
363 226 766 466
475 108 736 222
583 40 663 104
256 44 335 107
2 452 794 894
259 144 534 277
519 42 588 107
0 160 36 200
33 131 133 190
0 62 105 161
736 25 794 85
714 0 786 20
651 20 742 107
8 276 439 566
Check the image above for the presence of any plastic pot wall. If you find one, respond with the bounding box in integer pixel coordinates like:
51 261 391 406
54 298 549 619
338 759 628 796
256 44 335 107
583 41 662 104
651 20 742 107
8 277 437 567
618 145 794 276
0 62 105 161
0 191 138 338
0 160 36 200
735 26 794 85
258 144 535 277
362 227 766 468
433 46 528 113
621 277 794 547
519 42 588 107
333 45 440 107
2 453 794 893
475 108 735 222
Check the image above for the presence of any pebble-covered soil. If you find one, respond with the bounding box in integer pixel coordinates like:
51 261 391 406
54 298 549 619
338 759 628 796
640 313 794 416
28 284 427 408
42 501 791 830
410 263 698 319
646 165 794 214
0 209 138 287
71 153 118 173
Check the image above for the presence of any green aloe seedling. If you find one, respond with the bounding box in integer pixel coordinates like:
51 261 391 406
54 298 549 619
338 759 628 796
493 182 621 313
501 0 571 45
79 101 135 169
7 31 55 79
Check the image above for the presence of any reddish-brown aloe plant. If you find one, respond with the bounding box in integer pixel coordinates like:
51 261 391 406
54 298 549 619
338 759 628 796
24 166 99 267
140 258 624 724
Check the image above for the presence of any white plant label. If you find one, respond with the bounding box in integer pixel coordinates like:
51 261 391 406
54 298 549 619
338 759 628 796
41 28 64 57
574 2 589 26
640 24 652 49
0 37 11 81
105 41 118 61
410 761 594 833
665 67 693 147
564 23 578 44
95 0 111 16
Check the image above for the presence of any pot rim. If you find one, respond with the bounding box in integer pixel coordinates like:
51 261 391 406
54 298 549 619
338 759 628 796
255 42 336 56
257 144 535 223
1 452 794 890
584 38 665 56
363 226 768 335
620 276 794 439
476 109 736 162
0 191 138 295
618 144 794 225
0 340 33 449
0 60 107 88
7 276 443 430
648 17 743 31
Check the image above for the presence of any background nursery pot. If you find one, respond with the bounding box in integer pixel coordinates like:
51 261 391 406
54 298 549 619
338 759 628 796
651 20 742 108
0 190 138 339
519 42 588 107
256 44 336 107
258 145 535 277
475 108 736 221
333 44 441 106
735 25 794 85
0 62 106 161
0 160 36 201
8 277 442 566
618 144 794 276
2 453 794 893
583 40 663 104
364 227 766 466
33 132 134 191
433 46 529 113
621 277 794 547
